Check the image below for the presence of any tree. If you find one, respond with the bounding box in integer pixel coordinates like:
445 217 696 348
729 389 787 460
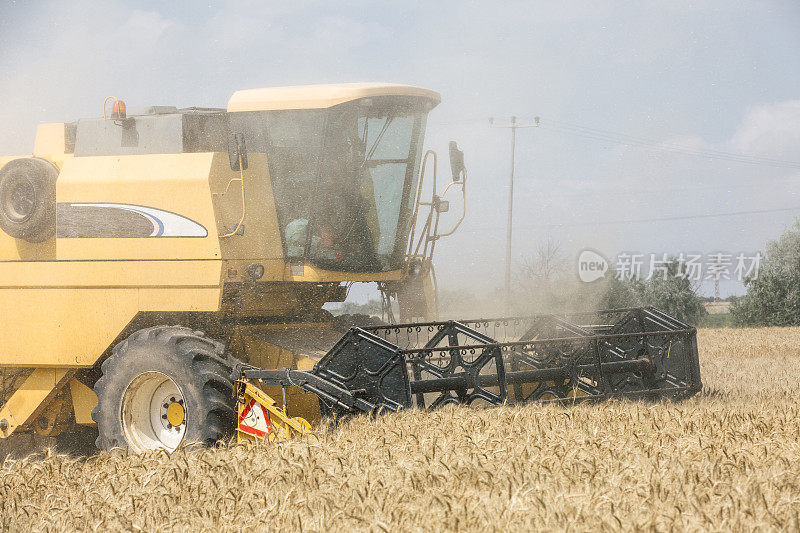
638 260 706 325
330 299 383 317
597 275 641 309
519 239 566 282
731 220 800 326
513 240 575 313
438 288 482 318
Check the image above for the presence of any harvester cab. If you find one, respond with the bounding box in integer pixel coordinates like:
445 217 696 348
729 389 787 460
0 83 701 453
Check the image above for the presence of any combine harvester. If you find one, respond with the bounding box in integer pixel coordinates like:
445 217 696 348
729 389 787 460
0 84 702 452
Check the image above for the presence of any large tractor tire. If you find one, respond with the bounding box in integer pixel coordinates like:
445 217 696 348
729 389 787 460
0 158 58 242
92 326 240 453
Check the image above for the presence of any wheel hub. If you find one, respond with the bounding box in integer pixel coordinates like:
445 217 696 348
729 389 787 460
164 399 185 429
121 372 187 452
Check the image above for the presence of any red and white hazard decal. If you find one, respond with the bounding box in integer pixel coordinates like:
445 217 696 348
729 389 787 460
238 399 273 438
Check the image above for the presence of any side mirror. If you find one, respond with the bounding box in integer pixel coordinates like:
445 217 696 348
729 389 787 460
228 133 249 171
448 141 465 181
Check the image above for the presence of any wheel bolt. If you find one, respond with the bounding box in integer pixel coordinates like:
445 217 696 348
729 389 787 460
162 414 167 420
163 403 169 409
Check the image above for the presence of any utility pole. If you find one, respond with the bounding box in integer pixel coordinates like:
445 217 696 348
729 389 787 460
490 115 539 313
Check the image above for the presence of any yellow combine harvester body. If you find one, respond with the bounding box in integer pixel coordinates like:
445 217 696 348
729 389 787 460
0 83 448 448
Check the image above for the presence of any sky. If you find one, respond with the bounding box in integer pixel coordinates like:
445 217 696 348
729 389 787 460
1 0 799 301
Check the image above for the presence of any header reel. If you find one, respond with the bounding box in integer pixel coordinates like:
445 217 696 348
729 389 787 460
242 307 702 421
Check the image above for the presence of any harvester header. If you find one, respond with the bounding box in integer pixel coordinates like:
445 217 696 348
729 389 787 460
242 307 701 423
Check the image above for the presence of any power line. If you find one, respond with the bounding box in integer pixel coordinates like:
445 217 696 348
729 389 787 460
430 115 489 126
433 113 800 169
524 175 800 202
539 117 800 167
539 121 800 170
465 205 800 233
532 205 800 229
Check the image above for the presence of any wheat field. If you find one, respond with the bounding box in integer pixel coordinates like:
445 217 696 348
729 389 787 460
2 327 800 531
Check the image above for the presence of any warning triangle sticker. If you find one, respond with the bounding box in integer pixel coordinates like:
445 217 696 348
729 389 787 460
238 398 273 438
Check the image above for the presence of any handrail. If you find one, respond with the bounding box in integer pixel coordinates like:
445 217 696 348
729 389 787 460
435 170 466 238
405 150 437 271
217 154 247 238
